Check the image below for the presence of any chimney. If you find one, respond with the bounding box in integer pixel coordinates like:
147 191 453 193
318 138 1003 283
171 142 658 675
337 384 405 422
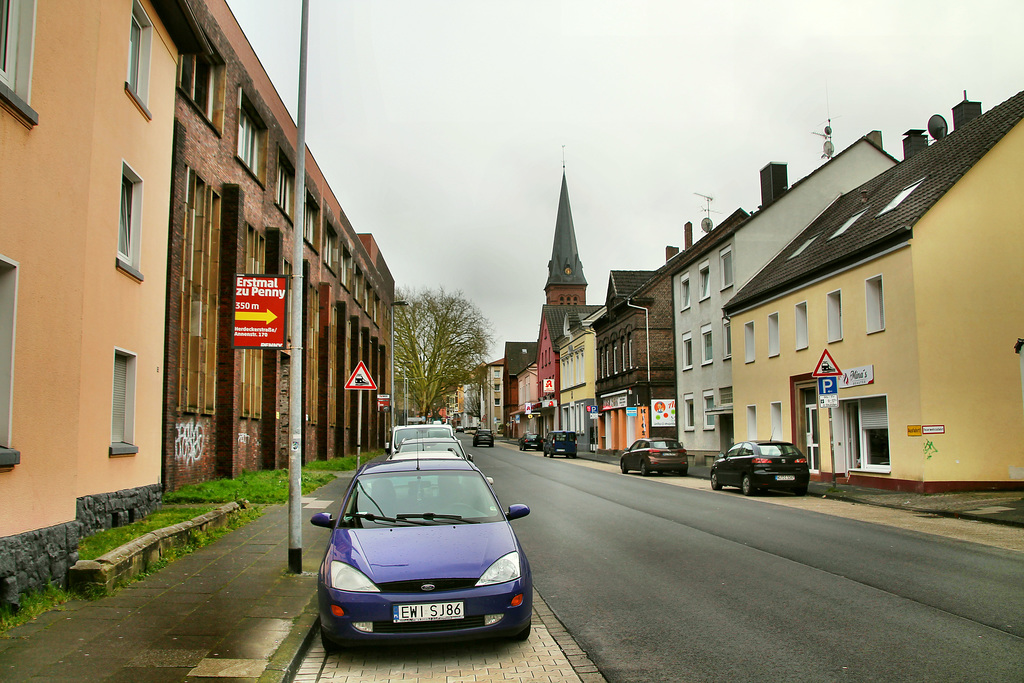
666 246 679 262
684 221 693 250
952 93 982 130
759 163 788 209
865 130 883 149
902 129 928 160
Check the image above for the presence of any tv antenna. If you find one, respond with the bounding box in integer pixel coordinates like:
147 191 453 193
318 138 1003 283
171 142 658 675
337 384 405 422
813 82 837 159
694 192 718 233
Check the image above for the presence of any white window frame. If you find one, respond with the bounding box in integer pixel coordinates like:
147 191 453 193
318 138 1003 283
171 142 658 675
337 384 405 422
683 393 695 431
866 275 885 334
744 321 755 364
1 0 35 106
795 301 808 350
126 0 152 103
768 312 780 358
237 91 266 179
678 275 690 311
719 246 733 290
700 324 713 366
703 390 715 430
723 319 731 359
681 332 693 371
277 156 294 219
0 256 17 449
698 261 711 301
746 405 757 440
770 401 783 440
827 290 843 343
112 348 137 447
119 162 144 275
877 178 925 216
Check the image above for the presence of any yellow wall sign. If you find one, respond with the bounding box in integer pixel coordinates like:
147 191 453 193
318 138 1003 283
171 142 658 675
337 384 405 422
907 425 923 437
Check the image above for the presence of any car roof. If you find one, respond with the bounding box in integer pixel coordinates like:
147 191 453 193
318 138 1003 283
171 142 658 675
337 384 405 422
363 457 480 474
750 440 796 446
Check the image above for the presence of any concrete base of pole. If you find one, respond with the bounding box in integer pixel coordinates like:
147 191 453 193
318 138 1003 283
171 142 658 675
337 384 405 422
289 548 303 574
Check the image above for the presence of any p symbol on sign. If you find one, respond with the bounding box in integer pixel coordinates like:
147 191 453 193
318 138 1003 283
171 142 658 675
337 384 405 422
817 377 838 395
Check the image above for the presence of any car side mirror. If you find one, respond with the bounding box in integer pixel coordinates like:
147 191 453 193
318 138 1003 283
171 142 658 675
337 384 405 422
507 504 530 520
486 476 494 485
310 512 335 528
466 453 474 461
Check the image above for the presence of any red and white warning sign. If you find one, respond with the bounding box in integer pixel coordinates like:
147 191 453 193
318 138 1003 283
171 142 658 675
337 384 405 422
812 349 842 377
344 361 377 390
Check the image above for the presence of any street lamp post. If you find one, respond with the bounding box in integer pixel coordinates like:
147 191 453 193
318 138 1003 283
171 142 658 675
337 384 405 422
390 300 409 436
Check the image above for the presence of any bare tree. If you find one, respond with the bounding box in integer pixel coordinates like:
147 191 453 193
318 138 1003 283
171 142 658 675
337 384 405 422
394 287 493 419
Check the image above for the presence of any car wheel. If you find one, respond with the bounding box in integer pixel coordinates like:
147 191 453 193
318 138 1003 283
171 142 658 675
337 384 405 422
620 460 628 474
792 486 808 496
678 469 687 476
741 473 756 496
511 622 532 641
711 471 722 490
320 626 338 653
640 460 651 477
519 444 523 450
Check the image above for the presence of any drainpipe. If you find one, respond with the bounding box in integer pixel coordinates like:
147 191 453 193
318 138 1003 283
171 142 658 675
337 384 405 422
625 299 650 384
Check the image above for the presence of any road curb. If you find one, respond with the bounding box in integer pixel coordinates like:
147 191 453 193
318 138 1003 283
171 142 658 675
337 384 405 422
260 589 321 683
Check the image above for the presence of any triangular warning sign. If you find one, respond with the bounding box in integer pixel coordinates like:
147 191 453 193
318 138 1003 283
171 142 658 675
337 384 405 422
812 349 842 377
345 360 377 390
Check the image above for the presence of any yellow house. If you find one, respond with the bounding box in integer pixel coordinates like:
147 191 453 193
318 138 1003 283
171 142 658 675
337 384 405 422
557 306 604 451
0 0 207 607
724 91 1024 493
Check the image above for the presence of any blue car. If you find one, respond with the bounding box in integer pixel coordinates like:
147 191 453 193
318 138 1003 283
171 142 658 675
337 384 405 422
311 456 532 649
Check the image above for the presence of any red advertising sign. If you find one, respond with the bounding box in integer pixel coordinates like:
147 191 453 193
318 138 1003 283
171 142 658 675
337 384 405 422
233 274 288 349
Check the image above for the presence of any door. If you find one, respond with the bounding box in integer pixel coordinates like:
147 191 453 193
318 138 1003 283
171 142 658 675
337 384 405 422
800 387 820 471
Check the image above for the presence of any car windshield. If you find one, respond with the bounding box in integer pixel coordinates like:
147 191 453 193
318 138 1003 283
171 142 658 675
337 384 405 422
649 440 682 449
394 427 452 445
759 444 803 457
342 471 504 527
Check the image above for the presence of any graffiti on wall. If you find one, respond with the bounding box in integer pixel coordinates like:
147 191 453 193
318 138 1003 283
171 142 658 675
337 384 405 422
175 420 205 466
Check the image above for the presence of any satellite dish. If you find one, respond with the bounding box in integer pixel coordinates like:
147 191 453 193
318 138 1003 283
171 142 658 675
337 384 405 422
928 114 948 141
822 140 835 158
700 217 714 233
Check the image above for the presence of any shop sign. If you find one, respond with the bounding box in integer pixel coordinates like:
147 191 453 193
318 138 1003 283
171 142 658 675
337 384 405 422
651 399 676 427
839 365 874 388
601 394 628 410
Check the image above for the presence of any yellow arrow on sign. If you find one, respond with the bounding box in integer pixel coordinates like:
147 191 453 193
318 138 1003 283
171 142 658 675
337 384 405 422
235 309 278 324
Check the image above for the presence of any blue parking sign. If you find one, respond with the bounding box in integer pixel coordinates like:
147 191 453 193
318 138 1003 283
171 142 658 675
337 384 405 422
817 377 838 395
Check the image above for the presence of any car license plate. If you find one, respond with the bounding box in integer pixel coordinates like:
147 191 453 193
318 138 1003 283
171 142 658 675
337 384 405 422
393 601 464 623
776 475 795 481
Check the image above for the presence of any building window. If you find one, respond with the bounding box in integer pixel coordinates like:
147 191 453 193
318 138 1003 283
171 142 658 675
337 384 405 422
118 163 143 277
701 324 713 365
681 332 693 370
179 170 220 413
0 257 16 451
324 225 338 272
795 301 808 350
628 336 633 369
276 155 294 219
613 342 618 374
327 305 337 427
723 319 732 359
830 210 866 240
1 0 36 114
770 401 782 440
683 394 695 431
878 178 925 216
768 312 780 357
845 396 890 470
703 390 715 430
304 194 320 247
679 276 690 310
126 1 152 104
827 290 843 342
237 91 267 180
178 49 224 128
699 262 711 301
241 227 265 419
112 349 137 449
746 405 757 440
720 247 733 289
866 275 885 333
788 237 816 260
306 283 319 424
744 321 755 363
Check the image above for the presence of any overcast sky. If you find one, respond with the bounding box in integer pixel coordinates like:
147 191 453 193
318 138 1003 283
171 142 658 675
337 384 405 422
224 0 1024 359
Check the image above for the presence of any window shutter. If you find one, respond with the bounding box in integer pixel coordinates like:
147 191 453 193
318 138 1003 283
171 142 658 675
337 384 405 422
860 397 888 429
112 354 127 442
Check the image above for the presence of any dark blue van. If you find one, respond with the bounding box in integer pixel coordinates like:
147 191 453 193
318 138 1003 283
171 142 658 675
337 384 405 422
543 431 577 458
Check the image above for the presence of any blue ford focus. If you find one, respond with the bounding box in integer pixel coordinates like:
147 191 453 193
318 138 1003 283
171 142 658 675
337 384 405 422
311 455 532 649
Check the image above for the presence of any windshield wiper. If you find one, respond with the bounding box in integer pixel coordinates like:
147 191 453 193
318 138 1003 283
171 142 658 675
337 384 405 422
345 512 429 526
396 513 479 524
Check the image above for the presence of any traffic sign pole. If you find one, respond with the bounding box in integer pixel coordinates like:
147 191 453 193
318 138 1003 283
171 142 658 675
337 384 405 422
812 351 842 488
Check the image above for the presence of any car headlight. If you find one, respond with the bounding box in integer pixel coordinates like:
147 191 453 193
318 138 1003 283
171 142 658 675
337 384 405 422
329 561 380 592
476 552 521 586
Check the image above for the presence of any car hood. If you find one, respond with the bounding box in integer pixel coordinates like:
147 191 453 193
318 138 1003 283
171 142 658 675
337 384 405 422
327 522 520 583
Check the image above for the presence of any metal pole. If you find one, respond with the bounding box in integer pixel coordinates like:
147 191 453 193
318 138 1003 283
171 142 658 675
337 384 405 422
356 390 363 469
287 0 310 575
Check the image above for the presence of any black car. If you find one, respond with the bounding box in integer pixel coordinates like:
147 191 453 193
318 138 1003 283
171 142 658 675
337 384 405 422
473 429 494 447
710 441 810 496
518 433 542 451
620 439 688 476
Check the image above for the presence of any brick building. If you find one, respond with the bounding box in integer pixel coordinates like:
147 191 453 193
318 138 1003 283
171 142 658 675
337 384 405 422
162 0 394 490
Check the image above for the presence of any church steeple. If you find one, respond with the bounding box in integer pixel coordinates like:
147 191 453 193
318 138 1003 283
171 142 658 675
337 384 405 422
545 171 587 305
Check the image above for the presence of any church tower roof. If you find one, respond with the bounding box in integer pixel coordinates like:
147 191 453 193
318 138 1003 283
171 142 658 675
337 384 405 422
545 172 587 304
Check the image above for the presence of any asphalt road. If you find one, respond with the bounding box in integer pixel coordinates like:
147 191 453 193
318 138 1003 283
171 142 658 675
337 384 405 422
467 438 1024 683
